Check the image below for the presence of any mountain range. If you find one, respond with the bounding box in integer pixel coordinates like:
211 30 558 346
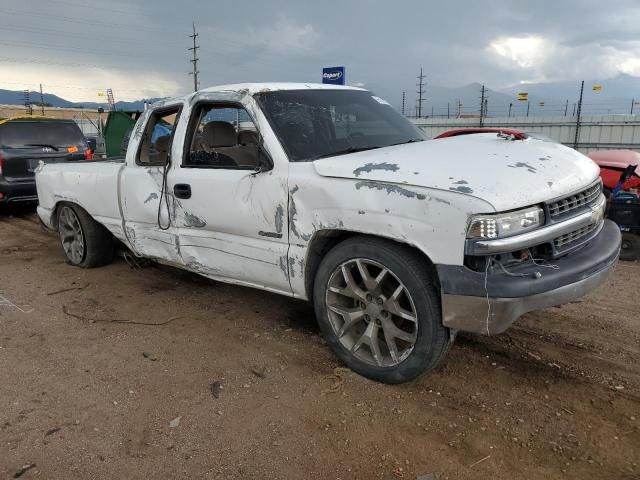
2 73 639 116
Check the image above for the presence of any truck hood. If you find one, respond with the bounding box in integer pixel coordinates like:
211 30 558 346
312 133 600 212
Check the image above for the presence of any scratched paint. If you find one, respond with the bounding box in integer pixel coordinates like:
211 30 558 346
508 162 537 174
449 185 474 194
274 204 284 234
144 192 158 204
353 162 400 177
355 181 427 200
183 212 207 228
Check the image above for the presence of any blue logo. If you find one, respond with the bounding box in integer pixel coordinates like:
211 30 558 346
322 66 346 85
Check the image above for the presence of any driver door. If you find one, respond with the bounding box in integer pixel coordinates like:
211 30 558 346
168 101 291 294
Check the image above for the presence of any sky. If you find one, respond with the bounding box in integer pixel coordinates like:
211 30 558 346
1 0 639 104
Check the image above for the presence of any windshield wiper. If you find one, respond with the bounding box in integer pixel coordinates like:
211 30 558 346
312 146 380 160
24 143 59 151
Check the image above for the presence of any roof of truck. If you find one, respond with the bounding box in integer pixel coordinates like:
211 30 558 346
200 82 366 95
151 83 367 108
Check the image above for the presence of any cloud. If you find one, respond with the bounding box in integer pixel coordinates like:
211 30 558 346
1 0 639 103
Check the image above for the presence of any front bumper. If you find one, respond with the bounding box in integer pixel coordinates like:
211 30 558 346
437 219 621 335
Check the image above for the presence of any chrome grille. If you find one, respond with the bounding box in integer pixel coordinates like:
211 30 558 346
548 182 602 218
554 223 599 248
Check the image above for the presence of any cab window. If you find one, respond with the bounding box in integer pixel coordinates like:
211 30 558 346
183 104 260 169
137 107 181 166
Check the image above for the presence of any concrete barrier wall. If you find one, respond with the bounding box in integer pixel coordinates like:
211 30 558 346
411 115 640 153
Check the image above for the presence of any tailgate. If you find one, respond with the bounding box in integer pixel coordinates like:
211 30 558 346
1 147 86 181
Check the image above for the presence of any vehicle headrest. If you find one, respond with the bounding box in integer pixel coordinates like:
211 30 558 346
202 121 236 148
238 130 258 145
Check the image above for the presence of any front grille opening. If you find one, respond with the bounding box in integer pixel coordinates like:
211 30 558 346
554 223 599 249
464 245 552 272
548 182 601 218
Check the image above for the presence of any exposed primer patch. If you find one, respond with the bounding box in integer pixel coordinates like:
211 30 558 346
288 186 311 241
449 186 474 194
357 210 366 215
453 180 469 185
355 181 426 200
144 192 158 204
258 231 283 238
184 212 207 228
547 181 554 187
288 257 296 278
274 205 284 234
508 162 537 173
353 162 400 177
278 255 289 278
413 171 419 175
384 209 390 213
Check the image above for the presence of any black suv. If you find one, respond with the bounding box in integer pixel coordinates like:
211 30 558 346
0 117 91 204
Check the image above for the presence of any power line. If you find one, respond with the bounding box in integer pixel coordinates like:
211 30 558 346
0 7 179 33
0 39 157 59
188 22 200 92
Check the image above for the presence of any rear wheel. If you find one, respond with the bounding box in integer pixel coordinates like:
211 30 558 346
57 204 113 268
620 232 640 261
313 236 452 384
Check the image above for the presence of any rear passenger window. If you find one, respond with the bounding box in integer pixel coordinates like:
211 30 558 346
137 107 181 166
183 104 260 169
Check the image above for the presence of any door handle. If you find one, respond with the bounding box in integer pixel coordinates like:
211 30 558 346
173 183 192 199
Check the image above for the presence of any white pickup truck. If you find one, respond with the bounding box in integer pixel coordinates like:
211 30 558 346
36 83 620 383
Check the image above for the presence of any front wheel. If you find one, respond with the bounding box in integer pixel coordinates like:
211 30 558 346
313 236 452 384
57 204 113 268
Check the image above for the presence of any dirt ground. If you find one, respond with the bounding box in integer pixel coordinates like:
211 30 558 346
0 207 638 480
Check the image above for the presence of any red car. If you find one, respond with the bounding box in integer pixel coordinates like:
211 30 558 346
587 150 640 193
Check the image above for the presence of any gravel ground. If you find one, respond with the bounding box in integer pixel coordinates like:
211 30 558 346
0 208 638 479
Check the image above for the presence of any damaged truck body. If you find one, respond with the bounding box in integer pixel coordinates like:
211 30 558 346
35 83 620 384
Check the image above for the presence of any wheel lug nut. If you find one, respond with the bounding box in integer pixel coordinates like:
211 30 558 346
364 314 370 321
381 311 388 317
376 298 383 305
366 294 372 301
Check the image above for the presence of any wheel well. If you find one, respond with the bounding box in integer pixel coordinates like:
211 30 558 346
304 230 439 300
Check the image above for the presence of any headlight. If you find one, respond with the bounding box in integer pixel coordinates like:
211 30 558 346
467 206 545 239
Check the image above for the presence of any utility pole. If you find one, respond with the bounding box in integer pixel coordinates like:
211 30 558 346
188 22 200 92
416 67 425 118
457 100 462 118
526 101 530 117
401 91 406 116
573 80 584 149
631 99 635 115
39 84 45 115
564 99 568 116
479 84 486 126
508 102 512 117
447 102 450 119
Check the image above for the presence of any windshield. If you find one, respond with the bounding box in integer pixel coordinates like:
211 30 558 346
255 89 425 161
0 121 85 148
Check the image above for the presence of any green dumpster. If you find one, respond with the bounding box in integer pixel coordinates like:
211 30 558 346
103 111 141 157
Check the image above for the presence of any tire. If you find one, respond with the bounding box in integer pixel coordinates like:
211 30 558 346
57 203 113 268
620 232 640 261
313 236 452 384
